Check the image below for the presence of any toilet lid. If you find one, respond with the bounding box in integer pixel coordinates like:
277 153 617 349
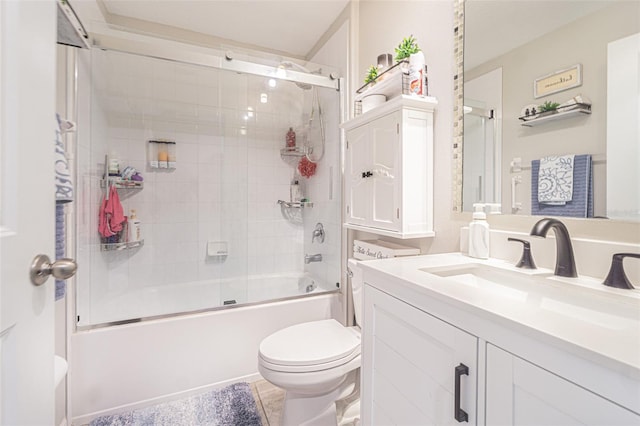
259 319 360 367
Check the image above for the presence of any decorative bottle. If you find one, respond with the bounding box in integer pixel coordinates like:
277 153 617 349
286 127 296 148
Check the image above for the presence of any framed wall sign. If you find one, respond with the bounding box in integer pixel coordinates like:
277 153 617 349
534 64 582 98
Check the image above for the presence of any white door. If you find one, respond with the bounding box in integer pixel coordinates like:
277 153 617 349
0 0 57 424
362 285 478 425
486 344 640 425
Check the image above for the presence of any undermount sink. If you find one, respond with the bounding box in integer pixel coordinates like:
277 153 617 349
420 262 640 329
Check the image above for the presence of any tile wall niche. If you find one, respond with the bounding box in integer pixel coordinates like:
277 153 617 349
76 48 338 326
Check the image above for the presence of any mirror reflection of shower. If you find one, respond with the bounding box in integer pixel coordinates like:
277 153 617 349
462 68 503 212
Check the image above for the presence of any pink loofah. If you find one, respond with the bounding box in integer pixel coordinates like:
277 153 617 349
298 156 317 178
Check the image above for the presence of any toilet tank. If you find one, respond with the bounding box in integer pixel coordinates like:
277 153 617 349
348 259 364 327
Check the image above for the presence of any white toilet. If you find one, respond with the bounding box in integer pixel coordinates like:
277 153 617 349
258 259 364 426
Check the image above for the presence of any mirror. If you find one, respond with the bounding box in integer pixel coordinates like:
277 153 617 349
454 0 640 221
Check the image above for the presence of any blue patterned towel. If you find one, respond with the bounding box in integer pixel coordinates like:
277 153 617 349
538 155 575 205
532 155 593 218
55 114 74 204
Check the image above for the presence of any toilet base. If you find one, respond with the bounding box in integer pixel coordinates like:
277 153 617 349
280 370 358 426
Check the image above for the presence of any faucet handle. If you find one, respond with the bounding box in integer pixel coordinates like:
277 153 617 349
508 238 537 269
603 253 640 289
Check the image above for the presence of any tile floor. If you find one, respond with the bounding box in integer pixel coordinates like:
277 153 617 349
250 379 360 426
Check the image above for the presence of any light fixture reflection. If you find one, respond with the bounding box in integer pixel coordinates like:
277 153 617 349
268 79 277 88
260 93 268 103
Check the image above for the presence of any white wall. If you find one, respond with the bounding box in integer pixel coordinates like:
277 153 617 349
355 0 466 254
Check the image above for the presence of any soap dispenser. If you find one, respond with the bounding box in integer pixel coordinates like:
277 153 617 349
469 204 489 259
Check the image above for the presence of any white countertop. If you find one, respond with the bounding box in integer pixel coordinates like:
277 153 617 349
359 253 640 378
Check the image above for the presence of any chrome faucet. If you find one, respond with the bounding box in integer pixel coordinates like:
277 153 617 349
304 253 322 264
530 218 577 277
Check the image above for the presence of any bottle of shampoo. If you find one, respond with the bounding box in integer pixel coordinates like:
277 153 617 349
128 209 142 243
290 180 303 202
468 209 489 259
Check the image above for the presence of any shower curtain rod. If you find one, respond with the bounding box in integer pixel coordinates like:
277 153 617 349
92 33 340 91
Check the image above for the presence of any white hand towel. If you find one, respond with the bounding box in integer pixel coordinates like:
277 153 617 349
538 155 575 205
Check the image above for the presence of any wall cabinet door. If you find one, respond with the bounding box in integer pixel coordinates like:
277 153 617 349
486 344 640 425
362 285 478 425
345 111 400 231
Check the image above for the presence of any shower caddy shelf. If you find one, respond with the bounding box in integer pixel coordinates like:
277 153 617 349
100 179 144 189
280 146 310 157
278 200 314 209
101 239 145 252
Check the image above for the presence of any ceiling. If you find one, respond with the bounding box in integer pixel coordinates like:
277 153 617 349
99 0 350 58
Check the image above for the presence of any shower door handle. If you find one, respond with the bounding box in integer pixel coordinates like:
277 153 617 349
30 254 77 286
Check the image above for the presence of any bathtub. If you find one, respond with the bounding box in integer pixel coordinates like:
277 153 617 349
82 273 337 327
70 289 342 424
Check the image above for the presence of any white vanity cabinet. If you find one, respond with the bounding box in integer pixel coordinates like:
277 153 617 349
342 95 437 238
362 285 478 425
360 254 640 425
486 344 640 425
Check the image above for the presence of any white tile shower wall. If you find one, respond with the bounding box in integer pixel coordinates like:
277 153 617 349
79 49 311 324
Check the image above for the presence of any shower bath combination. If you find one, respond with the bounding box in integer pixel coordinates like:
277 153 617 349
76 43 342 328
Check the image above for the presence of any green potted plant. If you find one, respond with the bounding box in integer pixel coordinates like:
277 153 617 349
364 65 379 85
395 35 421 62
538 101 561 116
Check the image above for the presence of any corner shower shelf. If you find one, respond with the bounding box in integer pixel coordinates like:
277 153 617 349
278 200 314 209
519 103 591 127
100 179 144 189
100 239 144 252
280 146 310 158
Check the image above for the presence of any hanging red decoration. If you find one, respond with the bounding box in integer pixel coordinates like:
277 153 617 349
298 156 317 178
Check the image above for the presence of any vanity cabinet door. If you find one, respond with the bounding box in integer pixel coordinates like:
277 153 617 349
486 344 640 425
362 285 478 425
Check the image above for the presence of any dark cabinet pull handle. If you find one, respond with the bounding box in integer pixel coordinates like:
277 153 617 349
454 363 469 422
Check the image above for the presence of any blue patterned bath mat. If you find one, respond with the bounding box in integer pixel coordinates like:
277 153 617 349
89 382 263 426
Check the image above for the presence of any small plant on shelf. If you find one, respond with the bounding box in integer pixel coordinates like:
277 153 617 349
394 35 421 62
539 101 561 113
364 65 379 84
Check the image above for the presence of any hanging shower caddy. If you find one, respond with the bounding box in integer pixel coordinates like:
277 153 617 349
100 154 145 251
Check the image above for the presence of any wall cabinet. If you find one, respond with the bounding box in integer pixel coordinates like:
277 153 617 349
361 279 640 425
362 285 477 425
342 96 437 238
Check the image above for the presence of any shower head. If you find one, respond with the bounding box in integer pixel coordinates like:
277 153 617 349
278 61 314 90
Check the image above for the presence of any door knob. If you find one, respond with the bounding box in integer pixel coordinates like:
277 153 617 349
30 254 77 286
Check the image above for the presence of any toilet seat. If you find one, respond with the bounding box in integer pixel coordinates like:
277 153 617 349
259 319 360 373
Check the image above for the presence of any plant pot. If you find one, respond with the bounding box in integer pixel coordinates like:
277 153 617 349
362 94 386 113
